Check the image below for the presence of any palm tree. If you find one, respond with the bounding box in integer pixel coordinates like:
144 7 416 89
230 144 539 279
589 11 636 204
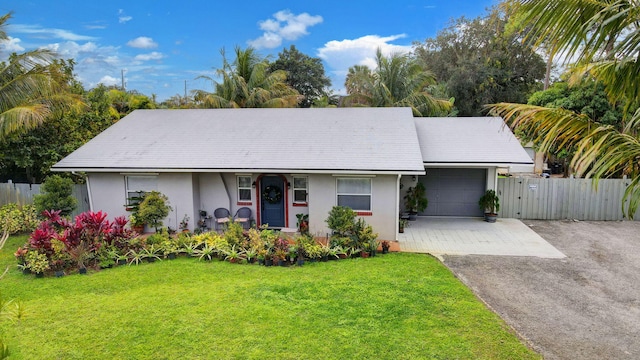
343 48 453 116
193 46 300 108
0 12 81 138
489 0 640 218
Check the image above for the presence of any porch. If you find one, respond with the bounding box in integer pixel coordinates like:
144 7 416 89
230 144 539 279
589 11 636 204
398 217 565 258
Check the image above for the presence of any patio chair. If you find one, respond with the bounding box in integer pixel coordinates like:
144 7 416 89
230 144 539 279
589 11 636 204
213 208 231 232
234 207 253 230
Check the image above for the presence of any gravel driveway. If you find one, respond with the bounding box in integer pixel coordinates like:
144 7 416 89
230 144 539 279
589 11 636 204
443 220 640 360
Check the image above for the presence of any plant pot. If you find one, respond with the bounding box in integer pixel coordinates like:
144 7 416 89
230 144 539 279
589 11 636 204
297 259 305 266
22 268 31 275
382 247 389 254
132 225 144 233
167 253 177 260
258 259 265 266
321 255 328 262
399 227 404 233
229 258 238 264
79 267 87 275
35 272 44 278
146 257 156 263
484 213 497 223
338 254 347 259
277 260 285 267
370 250 376 257
55 270 65 278
361 251 370 258
265 259 273 267
117 259 127 266
408 213 417 221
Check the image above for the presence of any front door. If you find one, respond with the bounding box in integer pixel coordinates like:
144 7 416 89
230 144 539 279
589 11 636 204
260 175 285 228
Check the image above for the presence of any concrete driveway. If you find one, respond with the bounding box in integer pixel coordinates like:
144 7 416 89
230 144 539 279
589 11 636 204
398 217 565 258
443 220 640 360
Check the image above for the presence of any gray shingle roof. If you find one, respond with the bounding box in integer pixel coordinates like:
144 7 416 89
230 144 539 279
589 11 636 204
53 107 425 174
414 117 534 165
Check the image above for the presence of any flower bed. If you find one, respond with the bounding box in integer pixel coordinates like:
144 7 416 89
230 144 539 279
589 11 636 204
15 208 386 277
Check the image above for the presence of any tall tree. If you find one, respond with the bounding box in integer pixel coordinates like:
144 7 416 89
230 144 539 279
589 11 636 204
490 0 640 218
0 13 81 138
414 6 546 116
342 49 453 116
269 45 331 108
193 46 300 108
0 81 118 183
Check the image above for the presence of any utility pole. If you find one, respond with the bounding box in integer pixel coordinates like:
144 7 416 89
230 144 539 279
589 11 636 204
184 80 188 106
121 69 126 91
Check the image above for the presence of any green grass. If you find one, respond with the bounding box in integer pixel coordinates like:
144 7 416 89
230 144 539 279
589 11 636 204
0 235 539 359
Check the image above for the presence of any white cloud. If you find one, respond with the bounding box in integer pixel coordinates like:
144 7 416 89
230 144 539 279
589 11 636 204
85 24 107 30
99 75 119 86
317 34 413 93
248 10 322 49
118 9 132 24
0 36 25 52
9 24 96 41
134 52 165 61
127 36 158 49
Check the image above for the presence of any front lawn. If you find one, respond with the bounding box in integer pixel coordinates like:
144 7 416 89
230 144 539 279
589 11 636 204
0 235 539 359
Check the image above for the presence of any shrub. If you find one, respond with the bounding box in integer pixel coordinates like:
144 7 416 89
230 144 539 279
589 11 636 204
0 204 38 249
33 175 77 217
325 206 357 237
137 191 171 231
224 221 245 248
19 210 138 274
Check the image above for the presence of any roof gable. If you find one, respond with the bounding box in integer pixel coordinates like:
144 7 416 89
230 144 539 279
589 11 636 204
53 107 425 174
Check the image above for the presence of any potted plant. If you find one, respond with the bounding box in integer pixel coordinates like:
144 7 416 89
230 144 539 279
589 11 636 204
179 214 190 233
380 240 390 254
296 213 309 234
129 213 145 234
404 182 428 220
126 193 146 233
137 191 172 232
399 218 408 233
478 189 500 223
68 241 92 274
25 251 50 277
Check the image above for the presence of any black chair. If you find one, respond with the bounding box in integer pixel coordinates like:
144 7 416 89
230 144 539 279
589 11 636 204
233 207 253 230
213 208 231 232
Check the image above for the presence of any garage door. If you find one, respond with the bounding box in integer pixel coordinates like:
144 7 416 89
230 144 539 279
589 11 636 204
418 168 486 217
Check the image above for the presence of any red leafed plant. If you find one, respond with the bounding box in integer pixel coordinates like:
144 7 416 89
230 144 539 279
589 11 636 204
24 210 137 270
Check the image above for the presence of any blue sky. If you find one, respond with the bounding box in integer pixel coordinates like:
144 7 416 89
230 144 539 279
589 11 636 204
2 1 497 101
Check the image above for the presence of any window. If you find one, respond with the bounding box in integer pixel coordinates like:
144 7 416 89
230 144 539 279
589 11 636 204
336 178 371 211
293 176 308 204
125 175 157 206
237 175 252 202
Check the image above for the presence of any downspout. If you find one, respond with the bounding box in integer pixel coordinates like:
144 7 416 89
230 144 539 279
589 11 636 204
85 174 94 212
395 174 401 241
219 174 231 210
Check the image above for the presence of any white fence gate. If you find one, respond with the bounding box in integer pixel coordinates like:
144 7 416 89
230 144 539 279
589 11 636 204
497 177 634 220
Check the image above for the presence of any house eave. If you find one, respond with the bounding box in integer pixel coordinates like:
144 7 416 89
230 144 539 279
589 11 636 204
423 161 534 168
51 167 425 176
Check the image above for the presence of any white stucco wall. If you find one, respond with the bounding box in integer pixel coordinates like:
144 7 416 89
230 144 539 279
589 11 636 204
88 171 398 239
88 172 198 232
308 174 398 241
157 173 195 232
87 173 128 219
199 173 231 219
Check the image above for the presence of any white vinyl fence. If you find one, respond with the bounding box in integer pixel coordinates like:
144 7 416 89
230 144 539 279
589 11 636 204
0 182 89 218
497 177 635 221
